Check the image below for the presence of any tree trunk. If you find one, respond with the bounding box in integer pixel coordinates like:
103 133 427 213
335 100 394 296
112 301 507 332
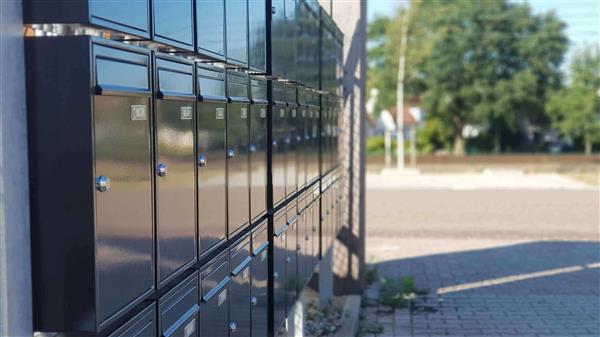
453 134 465 156
494 127 501 154
584 138 592 156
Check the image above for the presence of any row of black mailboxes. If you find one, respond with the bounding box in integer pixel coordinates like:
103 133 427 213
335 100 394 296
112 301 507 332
24 0 267 71
25 36 337 333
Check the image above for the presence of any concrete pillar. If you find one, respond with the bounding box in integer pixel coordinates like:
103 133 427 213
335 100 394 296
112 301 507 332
318 248 334 307
0 0 33 336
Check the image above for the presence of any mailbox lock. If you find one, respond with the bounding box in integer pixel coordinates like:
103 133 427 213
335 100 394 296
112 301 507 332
296 135 302 142
229 322 237 333
251 296 258 306
305 134 310 141
95 176 111 192
156 163 168 177
286 256 291 263
226 149 236 159
198 154 207 167
273 272 279 280
249 144 257 153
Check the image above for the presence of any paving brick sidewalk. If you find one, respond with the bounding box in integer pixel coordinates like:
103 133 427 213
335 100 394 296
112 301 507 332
362 182 600 337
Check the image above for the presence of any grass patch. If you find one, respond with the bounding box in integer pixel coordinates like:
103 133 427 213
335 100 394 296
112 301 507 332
364 265 379 286
380 276 420 308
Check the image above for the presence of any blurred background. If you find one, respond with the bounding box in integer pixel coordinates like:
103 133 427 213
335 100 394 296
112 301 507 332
359 1 599 336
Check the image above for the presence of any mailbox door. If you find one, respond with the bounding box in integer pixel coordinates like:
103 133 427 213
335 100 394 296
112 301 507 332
227 103 250 236
230 238 252 337
108 303 156 337
273 211 287 332
248 0 267 71
196 0 226 59
250 104 267 221
158 273 199 337
285 107 297 198
226 0 249 66
272 106 286 206
200 253 230 337
197 102 227 254
251 221 268 337
286 219 298 310
93 93 154 324
90 0 150 38
155 98 197 286
153 0 194 50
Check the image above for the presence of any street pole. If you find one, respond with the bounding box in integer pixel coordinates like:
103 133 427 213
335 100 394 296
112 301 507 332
395 6 409 170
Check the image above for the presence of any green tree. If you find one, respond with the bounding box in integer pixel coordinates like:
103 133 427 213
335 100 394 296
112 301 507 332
367 0 568 155
547 48 600 155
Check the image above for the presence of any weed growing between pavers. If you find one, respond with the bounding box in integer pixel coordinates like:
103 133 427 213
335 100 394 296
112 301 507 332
365 265 379 286
379 276 423 309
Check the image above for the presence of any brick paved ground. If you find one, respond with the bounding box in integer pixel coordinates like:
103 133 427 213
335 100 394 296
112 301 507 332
360 171 600 337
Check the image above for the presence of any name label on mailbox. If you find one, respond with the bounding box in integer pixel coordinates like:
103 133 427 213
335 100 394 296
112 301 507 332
279 109 285 118
218 289 227 306
181 106 193 120
216 107 225 120
130 105 148 121
291 109 297 118
241 108 247 119
184 319 196 337
260 108 266 118
302 109 306 117
242 267 249 280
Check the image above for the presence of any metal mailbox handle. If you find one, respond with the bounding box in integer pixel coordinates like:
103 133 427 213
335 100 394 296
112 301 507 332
198 154 207 167
156 163 168 177
251 296 258 306
96 176 111 192
227 148 235 159
229 322 237 333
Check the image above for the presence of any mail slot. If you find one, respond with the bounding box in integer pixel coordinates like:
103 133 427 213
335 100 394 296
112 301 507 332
153 0 194 51
249 77 268 222
24 0 151 39
251 220 269 337
273 209 287 333
196 63 227 256
158 272 199 337
154 54 197 288
27 36 154 333
272 82 287 206
230 234 252 337
227 70 251 237
200 251 230 337
108 303 156 337
196 0 226 60
248 0 267 71
226 0 249 67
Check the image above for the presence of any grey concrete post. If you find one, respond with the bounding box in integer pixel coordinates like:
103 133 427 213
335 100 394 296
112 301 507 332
0 1 33 336
318 247 334 307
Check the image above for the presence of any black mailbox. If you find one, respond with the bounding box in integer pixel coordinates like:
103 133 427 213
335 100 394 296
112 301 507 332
249 0 267 71
251 220 269 337
200 251 230 337
272 82 287 206
250 77 268 223
285 84 298 200
27 36 154 333
24 0 150 39
226 0 249 67
154 54 197 288
108 303 156 337
230 234 252 337
273 209 288 333
286 217 299 310
158 272 200 337
227 70 251 237
196 0 226 60
283 0 298 81
196 63 227 256
153 0 194 51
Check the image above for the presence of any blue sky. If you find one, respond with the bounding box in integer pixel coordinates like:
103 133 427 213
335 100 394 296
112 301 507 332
368 0 599 69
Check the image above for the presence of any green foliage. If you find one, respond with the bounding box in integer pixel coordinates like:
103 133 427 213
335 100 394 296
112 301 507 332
365 265 379 286
380 276 418 308
367 0 568 154
366 135 397 155
547 47 600 154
